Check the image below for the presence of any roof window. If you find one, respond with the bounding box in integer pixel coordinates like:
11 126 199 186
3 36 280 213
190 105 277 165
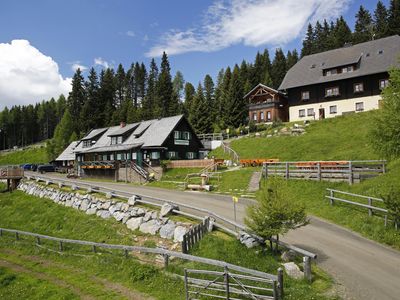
365 53 370 57
310 64 316 69
378 50 383 55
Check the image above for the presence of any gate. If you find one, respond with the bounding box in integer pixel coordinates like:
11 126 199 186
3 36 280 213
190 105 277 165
184 267 278 300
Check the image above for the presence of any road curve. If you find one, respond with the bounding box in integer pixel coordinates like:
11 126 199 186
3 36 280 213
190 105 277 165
25 172 400 300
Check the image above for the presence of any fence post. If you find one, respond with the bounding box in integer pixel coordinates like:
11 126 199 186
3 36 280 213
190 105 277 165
329 189 334 206
15 232 19 240
36 237 41 245
348 161 353 185
163 254 169 269
368 198 372 217
382 161 386 174
224 266 230 299
317 162 321 181
184 269 190 300
277 267 284 299
182 234 187 254
285 162 289 180
303 256 312 282
0 229 2 237
124 249 129 258
59 241 64 252
384 215 388 227
92 245 97 253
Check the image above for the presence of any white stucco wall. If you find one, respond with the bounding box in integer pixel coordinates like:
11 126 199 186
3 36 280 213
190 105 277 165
288 95 382 122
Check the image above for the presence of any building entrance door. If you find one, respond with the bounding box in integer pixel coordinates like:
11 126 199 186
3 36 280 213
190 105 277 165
319 108 325 119
136 152 143 167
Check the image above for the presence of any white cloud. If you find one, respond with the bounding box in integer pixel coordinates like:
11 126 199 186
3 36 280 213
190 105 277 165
94 57 110 69
146 0 350 57
126 30 135 37
70 61 88 72
0 39 71 109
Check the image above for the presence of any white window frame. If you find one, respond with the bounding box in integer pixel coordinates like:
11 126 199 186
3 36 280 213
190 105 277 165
299 109 305 118
174 131 180 139
329 105 337 114
151 152 160 159
325 87 339 97
267 111 271 121
168 151 177 159
253 113 257 121
117 136 123 144
260 111 265 120
355 102 364 112
187 152 195 159
307 108 314 116
301 91 310 101
379 79 389 89
354 83 364 93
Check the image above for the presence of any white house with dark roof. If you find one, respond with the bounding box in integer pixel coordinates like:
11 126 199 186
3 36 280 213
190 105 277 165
279 35 400 122
55 141 79 167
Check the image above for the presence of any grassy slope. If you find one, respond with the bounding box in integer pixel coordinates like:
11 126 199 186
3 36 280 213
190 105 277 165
211 111 379 160
0 147 48 165
0 186 336 299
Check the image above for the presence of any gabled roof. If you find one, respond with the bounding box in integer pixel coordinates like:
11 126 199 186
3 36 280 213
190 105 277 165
107 123 139 137
55 141 79 161
81 128 108 141
73 115 187 153
243 83 282 99
279 35 400 90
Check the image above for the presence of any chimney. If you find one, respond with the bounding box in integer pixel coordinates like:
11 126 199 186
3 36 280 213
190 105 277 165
120 121 126 128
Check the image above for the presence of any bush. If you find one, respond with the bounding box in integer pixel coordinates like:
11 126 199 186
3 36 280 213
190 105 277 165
382 187 400 229
130 264 158 282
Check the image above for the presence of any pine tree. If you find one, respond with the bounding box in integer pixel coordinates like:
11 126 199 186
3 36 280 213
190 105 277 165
190 83 209 133
322 19 333 51
374 1 389 39
301 23 315 57
332 17 352 48
156 52 174 117
313 21 324 53
172 71 185 101
98 68 116 126
214 68 225 128
388 0 400 36
67 68 86 135
46 110 74 161
203 74 215 124
271 48 287 89
286 49 299 70
80 68 99 133
183 82 195 119
115 64 126 108
143 58 158 119
262 49 272 76
353 6 373 44
226 65 245 128
220 67 232 127
251 52 264 86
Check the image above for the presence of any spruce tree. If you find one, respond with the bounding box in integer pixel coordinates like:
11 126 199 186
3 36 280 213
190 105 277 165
214 68 225 128
322 19 333 51
191 83 209 133
332 17 352 48
301 23 315 57
80 68 99 133
203 74 215 124
286 49 299 70
98 68 116 126
388 0 400 36
251 52 264 86
143 58 158 119
226 65 245 128
46 110 74 160
271 48 287 89
67 68 86 136
183 82 195 119
115 63 126 108
156 52 174 117
220 67 232 127
313 21 324 53
172 71 185 100
353 6 373 44
374 1 389 39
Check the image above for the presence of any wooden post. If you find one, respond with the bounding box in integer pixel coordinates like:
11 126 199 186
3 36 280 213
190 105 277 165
182 235 187 254
0 229 2 237
382 161 386 174
384 215 388 227
277 267 284 299
303 256 312 282
163 254 169 269
59 241 64 252
184 269 190 300
15 232 19 240
36 237 41 245
224 266 230 299
285 162 289 180
92 245 97 253
124 249 129 258
317 162 321 181
329 190 334 206
348 161 353 185
368 198 372 217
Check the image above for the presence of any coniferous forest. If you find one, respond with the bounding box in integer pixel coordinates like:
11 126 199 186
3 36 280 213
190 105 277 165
1 1 400 159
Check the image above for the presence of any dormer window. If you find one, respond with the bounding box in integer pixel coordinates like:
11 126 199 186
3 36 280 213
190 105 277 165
354 83 364 93
378 50 383 55
111 136 123 145
325 87 340 97
83 140 92 148
301 91 310 101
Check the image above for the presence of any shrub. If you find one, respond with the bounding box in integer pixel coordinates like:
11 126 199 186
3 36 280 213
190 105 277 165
130 264 158 282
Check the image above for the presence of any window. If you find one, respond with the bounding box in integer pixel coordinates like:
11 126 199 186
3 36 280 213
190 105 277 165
329 105 337 114
355 102 364 112
117 136 123 144
151 152 160 159
307 108 314 116
380 79 389 89
83 140 91 148
260 112 264 120
110 154 114 161
167 151 178 159
182 131 191 140
378 49 384 55
326 70 331 76
174 131 180 139
186 152 196 159
325 87 340 97
116 153 122 160
102 154 107 161
301 91 310 101
326 69 337 76
267 111 271 121
354 83 364 93
111 136 123 145
299 109 305 118
253 113 257 121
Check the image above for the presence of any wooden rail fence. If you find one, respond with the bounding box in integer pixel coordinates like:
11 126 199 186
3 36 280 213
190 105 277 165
0 227 281 299
262 160 386 184
182 218 211 254
325 189 390 227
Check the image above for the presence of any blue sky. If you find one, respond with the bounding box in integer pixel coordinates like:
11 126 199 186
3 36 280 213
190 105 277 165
0 0 389 108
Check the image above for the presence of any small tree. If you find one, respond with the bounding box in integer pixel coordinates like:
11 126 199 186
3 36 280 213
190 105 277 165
245 178 308 250
382 187 400 230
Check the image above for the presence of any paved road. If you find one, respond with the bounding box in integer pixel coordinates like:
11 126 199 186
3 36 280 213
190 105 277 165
26 172 400 300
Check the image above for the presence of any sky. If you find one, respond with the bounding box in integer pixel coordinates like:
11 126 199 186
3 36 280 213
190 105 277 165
0 0 389 109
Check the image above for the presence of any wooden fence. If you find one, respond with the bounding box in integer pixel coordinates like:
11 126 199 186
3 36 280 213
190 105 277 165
0 166 24 179
262 160 386 184
325 189 391 227
0 227 281 299
222 142 240 164
24 173 317 259
184 267 280 300
167 159 218 169
182 218 210 254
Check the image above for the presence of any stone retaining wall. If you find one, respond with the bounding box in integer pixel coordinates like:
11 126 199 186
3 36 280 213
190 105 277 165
18 181 192 243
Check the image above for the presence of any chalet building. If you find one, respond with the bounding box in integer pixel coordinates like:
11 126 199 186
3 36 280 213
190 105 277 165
73 115 203 181
279 35 400 122
244 83 288 123
54 141 78 168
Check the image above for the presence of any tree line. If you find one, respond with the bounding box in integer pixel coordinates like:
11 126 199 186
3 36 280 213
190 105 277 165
1 1 399 158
